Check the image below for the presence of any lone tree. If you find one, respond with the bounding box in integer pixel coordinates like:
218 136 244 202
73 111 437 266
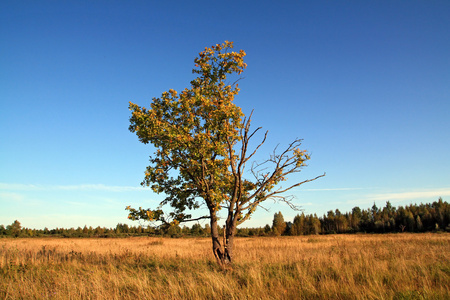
127 41 325 266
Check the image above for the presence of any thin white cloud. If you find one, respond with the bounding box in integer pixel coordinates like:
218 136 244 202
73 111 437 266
0 183 42 191
299 187 365 192
366 188 450 202
0 191 25 202
55 184 146 192
342 187 450 208
0 183 147 192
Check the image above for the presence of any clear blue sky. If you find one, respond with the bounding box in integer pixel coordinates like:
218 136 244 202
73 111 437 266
1 1 449 229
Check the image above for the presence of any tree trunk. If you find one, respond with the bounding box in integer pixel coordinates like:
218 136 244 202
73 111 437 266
209 214 237 267
210 215 225 265
223 213 237 263
223 231 235 263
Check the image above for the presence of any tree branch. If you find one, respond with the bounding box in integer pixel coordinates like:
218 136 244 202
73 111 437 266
180 215 211 223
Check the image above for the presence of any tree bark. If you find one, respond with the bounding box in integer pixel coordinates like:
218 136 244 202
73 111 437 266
209 213 237 267
210 215 225 265
223 230 235 264
224 212 238 263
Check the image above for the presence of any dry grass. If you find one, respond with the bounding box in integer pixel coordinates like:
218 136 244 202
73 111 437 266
1 234 449 299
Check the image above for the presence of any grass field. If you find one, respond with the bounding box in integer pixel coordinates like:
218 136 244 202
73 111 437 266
1 234 449 299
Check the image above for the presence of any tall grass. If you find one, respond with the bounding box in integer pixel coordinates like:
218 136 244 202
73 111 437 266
1 234 449 299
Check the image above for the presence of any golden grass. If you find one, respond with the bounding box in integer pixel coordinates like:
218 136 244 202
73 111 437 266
1 234 449 299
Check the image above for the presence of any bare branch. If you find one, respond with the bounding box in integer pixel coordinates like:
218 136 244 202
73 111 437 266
243 129 267 164
239 172 326 222
269 173 326 195
230 77 245 88
180 215 211 223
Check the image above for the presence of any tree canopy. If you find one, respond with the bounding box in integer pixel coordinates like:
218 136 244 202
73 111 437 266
127 41 325 265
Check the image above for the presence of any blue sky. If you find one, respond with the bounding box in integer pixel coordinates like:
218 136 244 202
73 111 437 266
1 1 449 229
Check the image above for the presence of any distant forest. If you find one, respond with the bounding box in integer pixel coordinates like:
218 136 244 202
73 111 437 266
1 198 449 238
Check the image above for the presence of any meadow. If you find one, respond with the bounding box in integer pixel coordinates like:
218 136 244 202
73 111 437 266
1 234 449 299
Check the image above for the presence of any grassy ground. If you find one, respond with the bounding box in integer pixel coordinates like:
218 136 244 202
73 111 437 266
1 233 449 299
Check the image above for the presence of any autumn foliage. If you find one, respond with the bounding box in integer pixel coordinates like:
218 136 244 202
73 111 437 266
127 41 324 265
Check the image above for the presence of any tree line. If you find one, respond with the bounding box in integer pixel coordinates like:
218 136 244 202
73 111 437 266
274 198 450 236
1 198 448 238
